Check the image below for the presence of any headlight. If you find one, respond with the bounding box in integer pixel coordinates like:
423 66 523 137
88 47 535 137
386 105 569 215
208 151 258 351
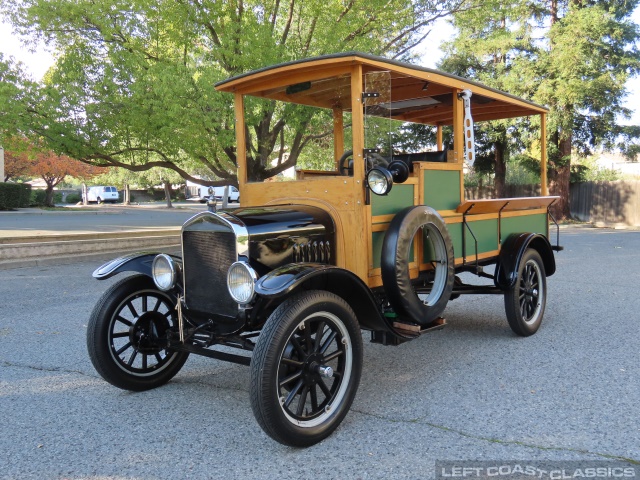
227 261 257 304
366 167 393 195
152 254 178 291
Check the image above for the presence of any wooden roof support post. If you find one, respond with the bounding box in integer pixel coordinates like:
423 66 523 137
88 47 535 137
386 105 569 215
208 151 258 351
540 113 548 196
436 124 443 151
452 90 464 163
234 93 247 185
350 65 365 180
333 107 344 169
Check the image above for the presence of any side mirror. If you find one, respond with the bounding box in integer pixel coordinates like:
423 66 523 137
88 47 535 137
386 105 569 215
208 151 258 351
366 160 409 196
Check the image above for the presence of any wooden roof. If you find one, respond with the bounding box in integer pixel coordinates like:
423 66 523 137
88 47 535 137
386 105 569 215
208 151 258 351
215 52 548 126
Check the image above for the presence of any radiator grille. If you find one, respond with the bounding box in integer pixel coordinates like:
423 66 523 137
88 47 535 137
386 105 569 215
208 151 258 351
182 230 237 317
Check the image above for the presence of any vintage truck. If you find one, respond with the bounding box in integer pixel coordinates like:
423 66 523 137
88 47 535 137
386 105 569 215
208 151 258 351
87 52 561 447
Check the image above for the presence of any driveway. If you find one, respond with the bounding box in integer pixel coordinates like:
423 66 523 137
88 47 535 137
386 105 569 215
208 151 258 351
0 226 638 479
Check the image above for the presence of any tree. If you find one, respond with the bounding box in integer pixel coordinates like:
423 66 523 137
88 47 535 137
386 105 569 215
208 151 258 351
441 0 640 217
4 143 105 206
0 0 473 186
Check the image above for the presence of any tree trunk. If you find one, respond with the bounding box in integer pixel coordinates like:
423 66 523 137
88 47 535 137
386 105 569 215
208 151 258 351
82 183 88 205
44 185 55 207
548 135 572 219
123 183 130 205
163 180 173 208
494 141 506 198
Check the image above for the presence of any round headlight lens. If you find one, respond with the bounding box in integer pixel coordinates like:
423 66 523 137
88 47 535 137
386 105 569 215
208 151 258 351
366 167 393 195
227 262 257 304
152 254 177 291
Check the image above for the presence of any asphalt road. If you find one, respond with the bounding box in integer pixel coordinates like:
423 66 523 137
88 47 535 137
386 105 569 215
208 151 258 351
0 226 638 479
0 204 210 237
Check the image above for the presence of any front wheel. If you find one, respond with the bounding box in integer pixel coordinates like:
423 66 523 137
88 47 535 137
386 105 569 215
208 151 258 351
504 249 547 336
250 290 363 447
87 275 189 391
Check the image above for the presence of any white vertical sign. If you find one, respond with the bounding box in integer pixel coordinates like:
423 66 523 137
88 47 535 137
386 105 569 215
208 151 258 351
459 89 475 167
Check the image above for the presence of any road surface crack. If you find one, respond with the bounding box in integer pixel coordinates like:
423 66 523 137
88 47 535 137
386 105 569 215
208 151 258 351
0 360 97 379
351 409 639 465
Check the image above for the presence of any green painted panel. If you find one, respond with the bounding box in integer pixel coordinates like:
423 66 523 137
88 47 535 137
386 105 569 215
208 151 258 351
371 231 385 269
436 219 498 262
371 184 414 217
464 218 499 254
423 170 461 211
447 223 463 260
372 231 414 269
501 213 548 241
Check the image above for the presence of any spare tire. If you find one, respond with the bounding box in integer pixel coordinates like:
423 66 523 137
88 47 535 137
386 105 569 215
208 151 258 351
381 206 455 326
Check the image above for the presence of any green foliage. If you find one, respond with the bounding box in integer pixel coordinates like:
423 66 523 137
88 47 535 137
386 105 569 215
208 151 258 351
65 193 82 204
29 189 46 206
440 0 640 215
571 156 620 183
0 0 470 184
0 183 31 210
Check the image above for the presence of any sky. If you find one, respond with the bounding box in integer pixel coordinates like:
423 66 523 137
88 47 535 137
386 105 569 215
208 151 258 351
1 12 639 126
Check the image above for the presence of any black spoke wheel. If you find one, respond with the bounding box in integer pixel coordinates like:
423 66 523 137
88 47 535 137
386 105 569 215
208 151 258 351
504 249 547 336
87 275 189 391
250 290 363 447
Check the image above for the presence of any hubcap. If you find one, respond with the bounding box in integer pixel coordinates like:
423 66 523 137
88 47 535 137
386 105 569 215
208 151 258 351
109 290 178 376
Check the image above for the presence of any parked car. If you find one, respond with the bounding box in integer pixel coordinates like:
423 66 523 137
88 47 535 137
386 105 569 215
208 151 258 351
85 186 119 204
191 185 240 203
87 52 562 448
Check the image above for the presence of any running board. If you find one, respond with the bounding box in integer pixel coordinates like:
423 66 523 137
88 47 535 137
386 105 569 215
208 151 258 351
393 317 447 336
370 318 446 346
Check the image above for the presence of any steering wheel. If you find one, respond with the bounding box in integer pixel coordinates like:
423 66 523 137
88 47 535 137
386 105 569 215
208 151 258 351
366 152 390 169
338 150 354 176
339 150 390 176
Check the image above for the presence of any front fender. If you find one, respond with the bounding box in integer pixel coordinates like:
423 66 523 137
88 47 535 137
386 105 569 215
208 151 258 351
495 233 556 289
92 252 181 280
255 263 404 337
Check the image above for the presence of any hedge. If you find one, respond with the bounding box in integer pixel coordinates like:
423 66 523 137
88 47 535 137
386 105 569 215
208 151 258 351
0 183 31 210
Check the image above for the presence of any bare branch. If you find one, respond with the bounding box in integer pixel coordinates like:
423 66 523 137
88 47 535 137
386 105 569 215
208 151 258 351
280 0 295 46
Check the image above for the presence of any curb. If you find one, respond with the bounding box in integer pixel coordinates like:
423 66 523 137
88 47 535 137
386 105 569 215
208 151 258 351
0 232 181 270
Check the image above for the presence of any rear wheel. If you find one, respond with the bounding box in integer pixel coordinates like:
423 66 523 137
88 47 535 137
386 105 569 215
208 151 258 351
504 249 547 336
87 275 189 391
250 290 363 447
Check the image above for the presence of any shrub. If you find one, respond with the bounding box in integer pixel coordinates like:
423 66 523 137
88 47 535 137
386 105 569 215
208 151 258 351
30 189 46 206
66 193 81 204
17 184 31 208
0 183 31 210
53 192 63 204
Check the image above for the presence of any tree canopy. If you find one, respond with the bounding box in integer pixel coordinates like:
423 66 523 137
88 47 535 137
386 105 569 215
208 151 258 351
440 0 640 217
0 0 471 185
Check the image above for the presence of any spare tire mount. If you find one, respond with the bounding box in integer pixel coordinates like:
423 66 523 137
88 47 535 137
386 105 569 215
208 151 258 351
381 206 455 326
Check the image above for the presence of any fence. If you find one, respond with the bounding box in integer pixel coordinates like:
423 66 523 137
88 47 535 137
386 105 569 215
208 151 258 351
464 181 640 227
570 181 640 227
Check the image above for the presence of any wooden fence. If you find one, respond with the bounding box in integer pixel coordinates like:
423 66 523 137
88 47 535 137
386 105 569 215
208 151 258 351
570 181 640 227
465 181 640 227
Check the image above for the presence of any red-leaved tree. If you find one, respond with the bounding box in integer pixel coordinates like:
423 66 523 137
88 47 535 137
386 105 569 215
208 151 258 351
5 140 105 206
28 151 105 206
